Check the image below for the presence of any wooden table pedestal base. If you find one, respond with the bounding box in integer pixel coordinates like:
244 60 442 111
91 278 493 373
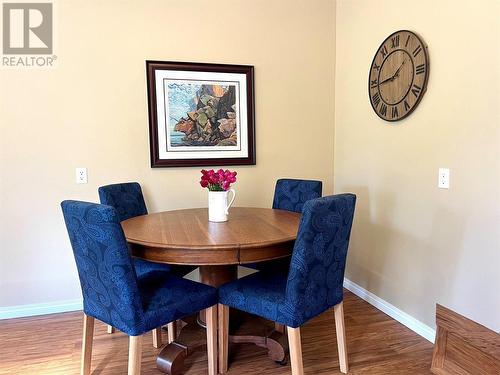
229 319 288 364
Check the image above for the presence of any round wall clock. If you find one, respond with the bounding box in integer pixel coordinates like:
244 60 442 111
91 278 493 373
369 30 429 122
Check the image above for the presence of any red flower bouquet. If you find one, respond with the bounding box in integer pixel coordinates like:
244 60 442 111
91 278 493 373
200 169 237 191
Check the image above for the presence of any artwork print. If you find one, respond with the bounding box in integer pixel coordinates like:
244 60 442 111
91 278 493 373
147 61 255 167
167 81 240 149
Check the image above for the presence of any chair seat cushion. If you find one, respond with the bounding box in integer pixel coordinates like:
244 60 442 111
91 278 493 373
138 271 217 333
133 258 171 276
219 271 293 327
133 258 197 278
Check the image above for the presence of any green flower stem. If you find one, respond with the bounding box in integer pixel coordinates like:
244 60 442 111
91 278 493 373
208 184 225 191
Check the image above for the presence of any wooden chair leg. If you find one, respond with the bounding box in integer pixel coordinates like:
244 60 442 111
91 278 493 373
218 304 229 374
107 325 115 334
128 335 143 375
205 305 218 375
287 326 304 375
152 327 162 348
334 301 349 373
167 321 176 344
81 314 94 375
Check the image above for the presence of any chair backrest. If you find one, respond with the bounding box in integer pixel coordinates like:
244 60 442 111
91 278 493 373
283 194 356 327
61 200 145 335
98 182 147 222
272 178 322 213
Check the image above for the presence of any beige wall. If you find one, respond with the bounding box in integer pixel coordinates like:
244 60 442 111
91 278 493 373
0 0 336 307
335 0 499 331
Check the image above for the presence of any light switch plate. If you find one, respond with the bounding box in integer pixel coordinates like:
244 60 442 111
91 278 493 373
76 168 88 184
438 168 449 189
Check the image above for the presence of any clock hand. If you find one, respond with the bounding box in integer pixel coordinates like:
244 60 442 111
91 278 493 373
378 60 407 86
379 75 394 85
392 60 406 79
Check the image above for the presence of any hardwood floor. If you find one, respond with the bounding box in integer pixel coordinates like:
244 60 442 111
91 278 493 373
0 290 434 374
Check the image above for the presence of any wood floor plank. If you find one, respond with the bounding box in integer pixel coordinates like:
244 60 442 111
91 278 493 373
0 290 434 374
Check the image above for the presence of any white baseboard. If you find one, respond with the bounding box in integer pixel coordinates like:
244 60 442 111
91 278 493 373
343 278 436 343
0 299 83 320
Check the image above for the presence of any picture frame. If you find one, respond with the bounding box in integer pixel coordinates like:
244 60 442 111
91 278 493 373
146 61 255 167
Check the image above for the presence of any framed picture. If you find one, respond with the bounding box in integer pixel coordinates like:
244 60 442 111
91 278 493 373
146 61 255 167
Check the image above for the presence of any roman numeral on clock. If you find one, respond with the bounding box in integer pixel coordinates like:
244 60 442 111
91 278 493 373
372 92 381 108
380 45 388 58
379 103 387 116
412 84 422 97
391 35 400 48
404 100 410 111
372 62 380 71
370 79 378 88
391 106 399 119
416 64 426 75
405 34 411 47
413 45 423 57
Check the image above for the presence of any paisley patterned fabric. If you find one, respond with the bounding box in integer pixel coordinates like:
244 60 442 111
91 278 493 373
219 194 356 328
246 178 323 271
272 178 323 213
218 271 288 320
132 258 173 277
98 182 196 277
139 271 217 327
98 182 147 222
61 200 217 336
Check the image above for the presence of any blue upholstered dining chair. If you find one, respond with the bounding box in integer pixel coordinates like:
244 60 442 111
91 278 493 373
272 178 323 212
61 201 218 375
98 182 197 340
98 182 197 277
246 178 322 272
219 194 356 375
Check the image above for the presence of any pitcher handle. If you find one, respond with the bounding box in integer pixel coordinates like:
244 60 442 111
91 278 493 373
225 189 236 214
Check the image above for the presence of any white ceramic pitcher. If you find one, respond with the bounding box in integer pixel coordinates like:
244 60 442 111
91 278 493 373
208 189 236 222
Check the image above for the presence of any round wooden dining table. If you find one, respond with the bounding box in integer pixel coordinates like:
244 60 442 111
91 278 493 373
122 207 301 375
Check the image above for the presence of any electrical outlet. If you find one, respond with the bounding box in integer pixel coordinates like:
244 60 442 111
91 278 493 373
438 168 449 189
76 168 88 184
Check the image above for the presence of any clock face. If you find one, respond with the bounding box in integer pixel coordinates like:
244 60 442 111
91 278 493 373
369 30 429 122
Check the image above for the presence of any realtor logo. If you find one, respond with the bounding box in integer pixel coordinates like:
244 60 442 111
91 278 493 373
3 2 53 54
2 2 56 67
